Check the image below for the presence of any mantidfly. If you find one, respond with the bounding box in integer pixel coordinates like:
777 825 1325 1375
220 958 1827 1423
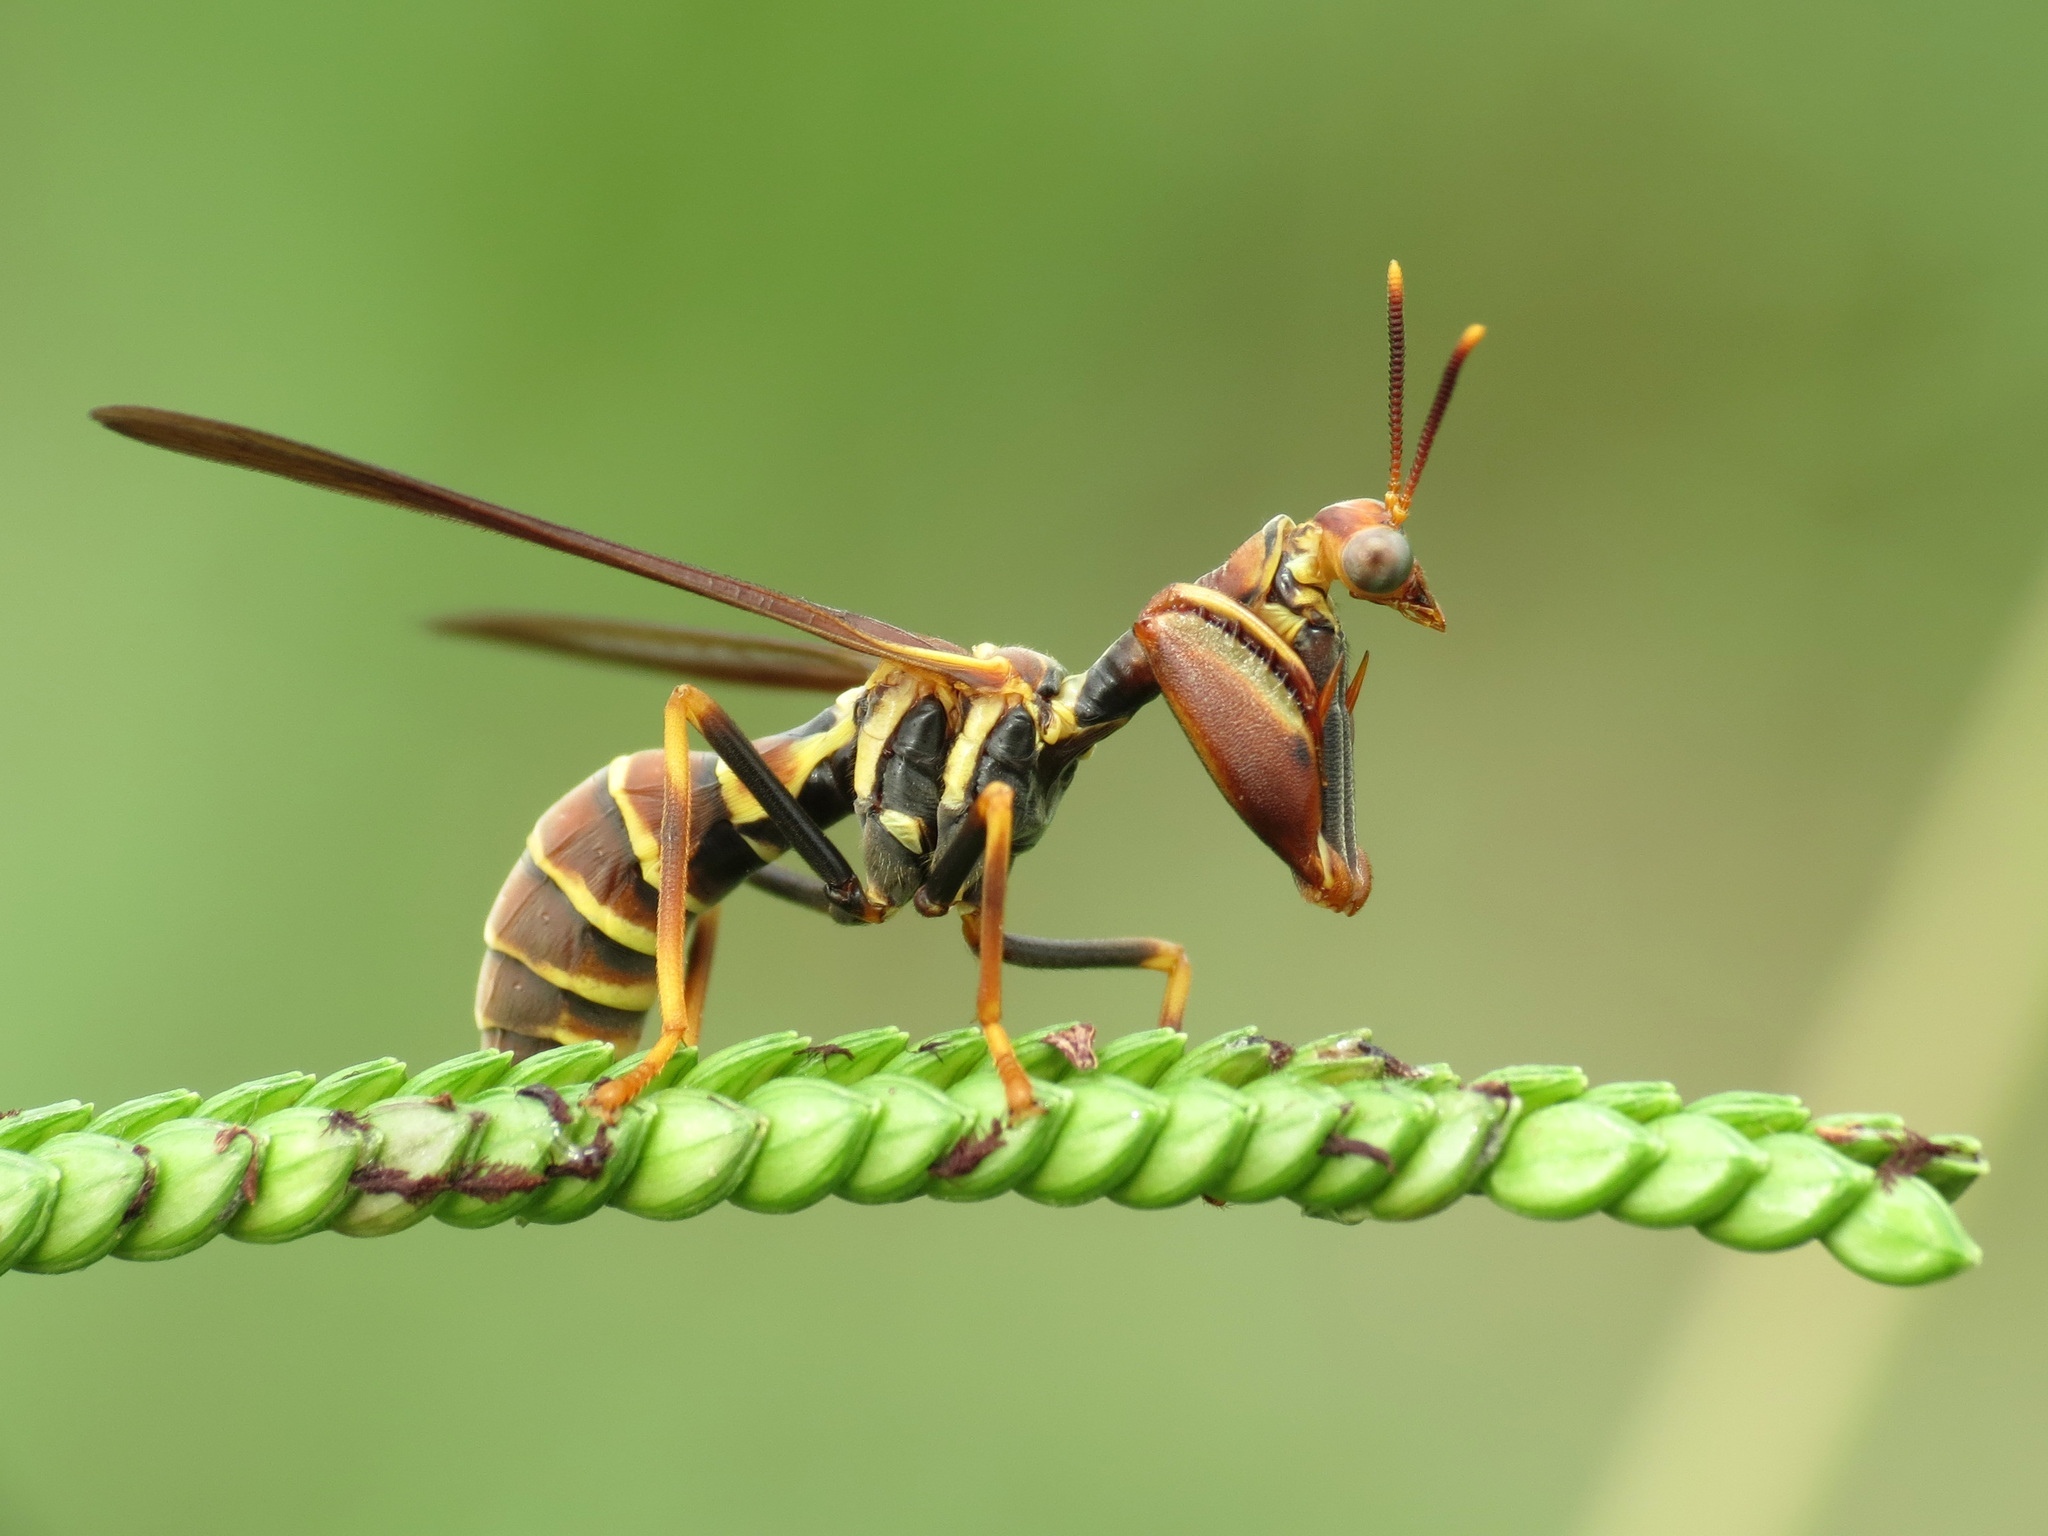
92 262 1484 1127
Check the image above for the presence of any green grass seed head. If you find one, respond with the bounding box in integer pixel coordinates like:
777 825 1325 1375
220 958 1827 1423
0 1028 1988 1288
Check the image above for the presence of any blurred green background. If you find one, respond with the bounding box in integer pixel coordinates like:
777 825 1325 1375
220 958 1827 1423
2 3 2043 1532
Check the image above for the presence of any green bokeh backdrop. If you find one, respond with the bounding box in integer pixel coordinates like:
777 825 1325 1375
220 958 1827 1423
2 3 2043 1532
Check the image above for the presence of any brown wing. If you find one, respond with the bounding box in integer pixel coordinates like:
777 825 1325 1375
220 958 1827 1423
91 405 1009 689
435 611 875 692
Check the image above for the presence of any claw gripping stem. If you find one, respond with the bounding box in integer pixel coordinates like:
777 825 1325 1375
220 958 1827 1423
0 1024 1986 1286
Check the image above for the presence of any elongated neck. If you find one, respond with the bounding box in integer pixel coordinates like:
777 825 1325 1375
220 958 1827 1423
1067 628 1160 739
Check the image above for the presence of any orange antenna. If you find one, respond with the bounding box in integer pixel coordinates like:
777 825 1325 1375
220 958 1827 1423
1394 321 1484 518
1385 261 1406 507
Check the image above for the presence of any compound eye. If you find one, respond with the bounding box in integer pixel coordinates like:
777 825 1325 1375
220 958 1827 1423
1341 525 1415 595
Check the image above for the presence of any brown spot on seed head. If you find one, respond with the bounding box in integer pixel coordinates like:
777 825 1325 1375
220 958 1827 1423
1249 1036 1296 1069
122 1147 157 1224
349 1166 449 1203
517 1083 575 1126
1044 1024 1099 1072
1319 1132 1395 1169
929 1120 1006 1180
1366 1046 1426 1080
546 1126 615 1182
449 1163 550 1201
211 1124 265 1207
1875 1129 1969 1189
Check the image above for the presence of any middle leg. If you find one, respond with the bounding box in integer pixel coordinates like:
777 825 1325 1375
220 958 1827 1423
957 923 1192 1033
749 784 1044 1120
899 781 1040 1122
753 841 1193 1088
965 782 1040 1123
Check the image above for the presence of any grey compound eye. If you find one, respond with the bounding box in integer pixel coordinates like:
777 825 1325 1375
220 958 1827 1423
1341 525 1415 594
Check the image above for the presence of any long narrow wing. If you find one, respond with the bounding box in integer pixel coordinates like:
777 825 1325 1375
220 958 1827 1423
91 405 1009 689
435 611 875 692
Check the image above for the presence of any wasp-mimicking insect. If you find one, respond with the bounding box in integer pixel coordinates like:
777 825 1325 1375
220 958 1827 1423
93 262 1482 1123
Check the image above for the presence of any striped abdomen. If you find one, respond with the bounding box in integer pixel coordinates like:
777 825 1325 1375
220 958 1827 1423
477 696 858 1059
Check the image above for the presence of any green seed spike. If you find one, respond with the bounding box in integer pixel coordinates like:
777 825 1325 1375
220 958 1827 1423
1686 1090 1810 1137
328 1097 480 1238
302 1059 408 1113
0 1150 61 1271
115 1118 263 1261
1581 1080 1686 1122
1475 1063 1590 1111
1369 1084 1513 1221
1111 1079 1254 1209
783 1027 909 1085
435 1087 571 1229
876 1026 986 1087
0 1101 94 1153
1293 1079 1436 1211
1403 1062 1462 1092
17 1133 152 1272
611 1089 763 1221
605 1044 696 1094
196 1072 314 1123
1158 1025 1279 1088
523 1092 653 1226
1277 1031 1381 1085
0 1025 1990 1288
1915 1135 1986 1201
1093 1028 1189 1087
88 1089 201 1140
1607 1112 1767 1228
1824 1175 1982 1284
926 1076 1073 1201
1485 1100 1661 1220
400 1049 513 1101
684 1032 810 1099
839 1077 967 1205
228 1108 378 1244
732 1079 879 1213
1023 1075 1168 1206
1003 1024 1089 1082
502 1040 617 1090
1214 1077 1347 1203
1699 1132 1875 1252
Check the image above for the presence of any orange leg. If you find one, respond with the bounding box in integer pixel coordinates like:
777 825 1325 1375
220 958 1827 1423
592 682 884 1119
1141 941 1192 1030
591 686 704 1118
966 782 1043 1124
682 904 720 1031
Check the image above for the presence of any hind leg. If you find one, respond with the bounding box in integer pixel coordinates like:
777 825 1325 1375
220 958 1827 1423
590 685 883 1118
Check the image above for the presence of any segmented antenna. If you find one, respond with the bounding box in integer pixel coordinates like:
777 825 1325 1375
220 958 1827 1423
1386 261 1406 507
1381 262 1484 523
1398 324 1485 515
